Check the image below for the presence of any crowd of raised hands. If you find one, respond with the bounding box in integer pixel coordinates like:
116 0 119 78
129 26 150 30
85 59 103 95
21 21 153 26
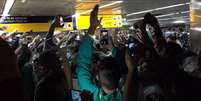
0 4 201 101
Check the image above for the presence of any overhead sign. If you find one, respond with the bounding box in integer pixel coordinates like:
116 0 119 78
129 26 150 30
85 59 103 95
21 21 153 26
0 22 73 32
0 16 72 24
76 15 122 29
0 16 73 32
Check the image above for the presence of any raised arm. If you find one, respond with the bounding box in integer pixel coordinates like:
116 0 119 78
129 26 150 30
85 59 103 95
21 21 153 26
44 16 63 50
123 50 139 101
88 5 102 36
76 5 102 92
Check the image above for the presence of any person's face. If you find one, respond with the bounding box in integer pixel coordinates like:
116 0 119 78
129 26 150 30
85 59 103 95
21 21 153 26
98 70 116 94
102 86 115 94
146 24 155 42
146 24 155 34
183 56 199 73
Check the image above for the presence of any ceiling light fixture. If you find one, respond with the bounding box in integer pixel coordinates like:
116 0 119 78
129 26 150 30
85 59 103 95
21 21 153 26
0 0 15 23
112 7 121 11
191 27 201 32
159 16 189 21
181 11 190 14
156 12 179 18
21 0 26 3
127 11 189 22
173 20 186 24
195 15 201 18
99 1 123 9
127 17 143 22
73 1 123 16
2 0 15 16
127 2 190 17
193 1 201 5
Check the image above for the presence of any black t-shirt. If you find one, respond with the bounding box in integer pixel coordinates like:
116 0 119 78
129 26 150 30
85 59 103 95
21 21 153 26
34 71 69 101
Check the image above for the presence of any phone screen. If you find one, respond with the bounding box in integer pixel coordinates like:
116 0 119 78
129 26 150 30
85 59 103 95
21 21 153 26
60 17 64 26
128 42 139 57
128 43 137 49
71 89 82 101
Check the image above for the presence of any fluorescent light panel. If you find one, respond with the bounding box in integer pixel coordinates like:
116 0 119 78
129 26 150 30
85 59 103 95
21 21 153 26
191 27 201 32
195 15 201 18
21 0 26 3
100 1 123 9
127 2 190 17
127 17 143 22
159 16 189 21
2 0 15 16
181 11 190 14
74 1 123 16
127 11 189 22
156 12 179 18
173 20 186 24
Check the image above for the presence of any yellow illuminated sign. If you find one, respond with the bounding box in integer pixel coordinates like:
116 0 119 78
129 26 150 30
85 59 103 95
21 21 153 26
0 22 73 33
76 15 122 29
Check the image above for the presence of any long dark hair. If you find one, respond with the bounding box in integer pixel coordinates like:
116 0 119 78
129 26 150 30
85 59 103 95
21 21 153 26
143 13 167 53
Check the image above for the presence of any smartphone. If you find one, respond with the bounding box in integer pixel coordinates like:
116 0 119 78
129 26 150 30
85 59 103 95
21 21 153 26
60 17 65 27
128 42 138 57
100 30 109 45
71 89 82 101
128 43 137 49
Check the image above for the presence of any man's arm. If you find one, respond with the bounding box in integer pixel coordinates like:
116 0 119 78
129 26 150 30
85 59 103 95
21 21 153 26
76 5 102 92
123 50 139 101
46 26 54 42
76 35 97 92
44 16 62 50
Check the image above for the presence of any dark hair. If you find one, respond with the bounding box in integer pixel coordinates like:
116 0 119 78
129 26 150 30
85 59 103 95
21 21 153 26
17 45 32 69
38 51 61 71
97 57 121 89
143 13 167 53
144 13 159 26
165 42 183 58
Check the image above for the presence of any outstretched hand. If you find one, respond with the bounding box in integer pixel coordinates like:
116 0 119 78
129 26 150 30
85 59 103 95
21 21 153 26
89 5 103 35
124 49 139 101
52 16 63 27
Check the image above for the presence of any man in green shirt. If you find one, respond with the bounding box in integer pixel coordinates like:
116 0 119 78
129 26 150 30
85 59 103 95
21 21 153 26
76 5 123 101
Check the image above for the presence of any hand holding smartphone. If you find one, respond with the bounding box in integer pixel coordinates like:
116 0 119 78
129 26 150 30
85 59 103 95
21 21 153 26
52 16 64 27
70 89 93 101
71 89 82 101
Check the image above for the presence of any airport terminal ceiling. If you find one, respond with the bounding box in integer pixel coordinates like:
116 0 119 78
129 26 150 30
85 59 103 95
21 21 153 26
0 0 190 25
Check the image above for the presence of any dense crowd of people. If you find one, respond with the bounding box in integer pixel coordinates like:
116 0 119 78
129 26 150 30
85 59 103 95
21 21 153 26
0 5 201 101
